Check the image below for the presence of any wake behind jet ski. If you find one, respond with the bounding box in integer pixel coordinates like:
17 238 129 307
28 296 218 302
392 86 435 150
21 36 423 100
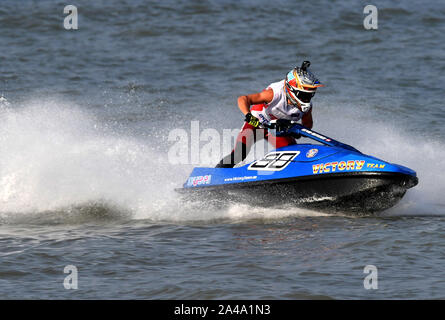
177 121 418 214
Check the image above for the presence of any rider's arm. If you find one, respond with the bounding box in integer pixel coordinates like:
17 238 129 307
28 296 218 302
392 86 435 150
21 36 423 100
237 89 274 115
301 108 313 129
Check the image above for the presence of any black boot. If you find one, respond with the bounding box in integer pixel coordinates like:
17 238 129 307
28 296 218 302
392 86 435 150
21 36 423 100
215 141 248 168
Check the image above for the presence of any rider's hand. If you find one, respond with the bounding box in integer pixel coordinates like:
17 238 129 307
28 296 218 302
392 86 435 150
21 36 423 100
274 119 301 139
245 112 260 128
275 119 292 132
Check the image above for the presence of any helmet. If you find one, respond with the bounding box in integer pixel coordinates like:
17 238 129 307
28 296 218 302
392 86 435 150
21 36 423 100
285 61 323 112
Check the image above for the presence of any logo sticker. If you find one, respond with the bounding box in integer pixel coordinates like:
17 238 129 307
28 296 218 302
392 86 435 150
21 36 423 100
306 148 318 158
224 176 257 182
367 163 386 169
312 160 366 174
187 175 212 187
248 151 300 171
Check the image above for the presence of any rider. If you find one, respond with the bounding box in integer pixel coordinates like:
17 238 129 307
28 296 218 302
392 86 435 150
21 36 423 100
216 61 323 168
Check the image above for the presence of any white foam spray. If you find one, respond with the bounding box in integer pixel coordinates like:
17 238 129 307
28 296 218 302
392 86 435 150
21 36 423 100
0 98 176 223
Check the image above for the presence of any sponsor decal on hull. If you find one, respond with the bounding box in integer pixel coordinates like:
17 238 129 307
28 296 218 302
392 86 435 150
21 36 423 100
306 148 318 158
224 176 258 182
312 160 366 174
187 175 212 187
367 163 386 169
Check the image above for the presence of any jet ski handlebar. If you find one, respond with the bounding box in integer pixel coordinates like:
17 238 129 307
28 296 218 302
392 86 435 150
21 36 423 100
265 120 360 153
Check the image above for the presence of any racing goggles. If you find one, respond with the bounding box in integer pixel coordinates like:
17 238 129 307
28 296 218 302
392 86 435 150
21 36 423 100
292 88 315 103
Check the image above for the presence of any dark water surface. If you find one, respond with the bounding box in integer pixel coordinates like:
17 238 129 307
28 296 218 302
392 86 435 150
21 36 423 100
1 0 445 299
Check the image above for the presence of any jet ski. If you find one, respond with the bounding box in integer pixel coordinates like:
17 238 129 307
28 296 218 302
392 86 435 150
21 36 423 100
177 121 418 214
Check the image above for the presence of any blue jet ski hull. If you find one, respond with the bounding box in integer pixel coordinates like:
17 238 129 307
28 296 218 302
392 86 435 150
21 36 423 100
177 125 418 214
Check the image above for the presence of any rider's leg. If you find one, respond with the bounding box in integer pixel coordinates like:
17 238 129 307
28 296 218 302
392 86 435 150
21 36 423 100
216 123 265 168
